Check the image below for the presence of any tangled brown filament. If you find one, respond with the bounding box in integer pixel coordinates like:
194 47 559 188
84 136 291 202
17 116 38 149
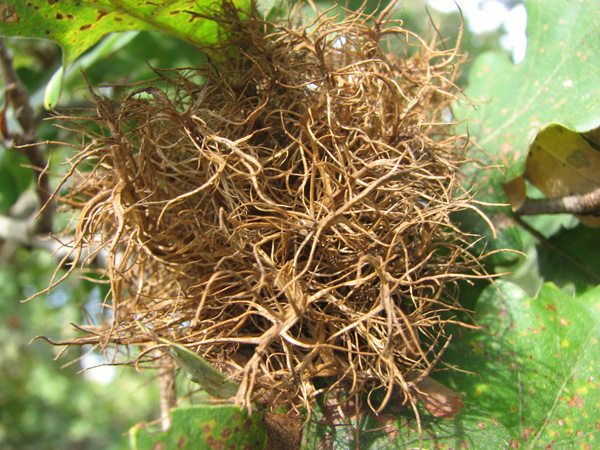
46 4 491 421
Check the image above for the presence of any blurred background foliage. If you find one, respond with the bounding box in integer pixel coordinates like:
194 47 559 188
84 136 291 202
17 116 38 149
0 246 160 449
0 0 526 448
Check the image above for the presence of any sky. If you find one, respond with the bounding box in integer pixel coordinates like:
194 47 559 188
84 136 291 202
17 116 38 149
427 0 528 63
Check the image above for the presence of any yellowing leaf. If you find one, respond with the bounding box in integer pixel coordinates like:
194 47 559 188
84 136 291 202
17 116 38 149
502 175 527 212
457 0 600 200
524 124 600 198
453 0 600 255
507 124 600 226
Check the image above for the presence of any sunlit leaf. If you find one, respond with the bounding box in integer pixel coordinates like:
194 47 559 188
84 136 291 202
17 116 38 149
44 30 140 108
522 125 600 226
524 125 600 198
439 282 600 448
136 323 239 400
0 0 251 106
459 0 600 197
129 404 267 450
503 124 600 226
0 0 250 66
455 0 600 255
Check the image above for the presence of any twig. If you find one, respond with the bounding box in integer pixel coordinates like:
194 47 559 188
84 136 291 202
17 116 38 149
156 350 176 431
515 187 600 217
0 38 53 234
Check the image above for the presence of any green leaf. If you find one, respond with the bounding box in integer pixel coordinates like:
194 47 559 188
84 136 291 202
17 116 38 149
536 224 600 294
0 0 250 66
44 30 140 108
136 321 239 399
454 0 600 260
457 0 600 199
0 149 34 212
439 282 600 448
303 404 510 450
169 343 239 400
0 0 251 106
129 404 267 450
0 166 19 212
459 0 600 199
135 321 239 399
451 208 523 266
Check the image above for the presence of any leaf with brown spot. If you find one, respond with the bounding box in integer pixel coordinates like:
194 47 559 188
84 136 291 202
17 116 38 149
0 0 251 106
458 0 600 199
439 282 600 449
129 404 267 450
0 0 250 65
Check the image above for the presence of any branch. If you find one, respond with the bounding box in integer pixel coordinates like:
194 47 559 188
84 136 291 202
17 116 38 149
0 214 32 245
0 42 108 270
156 350 176 431
515 187 600 217
0 211 108 267
0 38 53 234
0 191 108 268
